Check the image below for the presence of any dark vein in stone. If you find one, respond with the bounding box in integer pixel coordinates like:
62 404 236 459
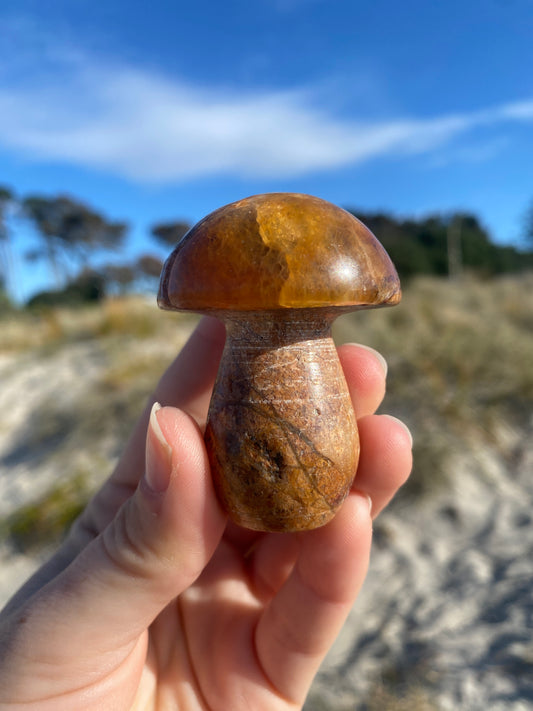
220 388 336 512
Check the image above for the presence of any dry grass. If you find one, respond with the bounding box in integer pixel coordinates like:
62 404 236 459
0 295 197 353
365 685 440 711
334 272 533 501
304 684 440 711
335 272 533 416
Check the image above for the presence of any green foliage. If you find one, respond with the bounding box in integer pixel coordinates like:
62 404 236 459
27 269 106 308
100 254 163 296
0 278 15 312
134 253 164 292
101 262 136 294
348 209 533 279
136 253 163 278
22 194 128 289
151 220 191 247
0 185 14 239
0 186 17 296
1 473 90 552
23 195 127 253
523 199 533 246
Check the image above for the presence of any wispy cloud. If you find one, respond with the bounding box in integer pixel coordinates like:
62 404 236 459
427 136 512 168
0 49 532 183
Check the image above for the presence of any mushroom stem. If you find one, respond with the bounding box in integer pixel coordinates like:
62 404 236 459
204 310 359 532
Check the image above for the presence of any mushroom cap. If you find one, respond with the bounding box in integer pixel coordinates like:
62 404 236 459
158 193 401 312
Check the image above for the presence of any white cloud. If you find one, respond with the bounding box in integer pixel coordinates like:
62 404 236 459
428 136 512 168
0 51 532 183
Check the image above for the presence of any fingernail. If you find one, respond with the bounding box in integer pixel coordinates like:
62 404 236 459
382 414 414 448
144 402 173 493
346 343 388 377
354 490 373 517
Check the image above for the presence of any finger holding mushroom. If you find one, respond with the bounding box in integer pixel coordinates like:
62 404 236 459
158 193 401 532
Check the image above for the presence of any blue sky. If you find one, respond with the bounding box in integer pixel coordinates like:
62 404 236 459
1 0 532 300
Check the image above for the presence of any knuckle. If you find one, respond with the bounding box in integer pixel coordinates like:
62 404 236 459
99 498 160 581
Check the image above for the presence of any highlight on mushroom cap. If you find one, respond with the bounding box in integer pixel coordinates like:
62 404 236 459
158 192 401 312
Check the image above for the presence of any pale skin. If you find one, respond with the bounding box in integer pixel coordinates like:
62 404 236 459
0 316 412 710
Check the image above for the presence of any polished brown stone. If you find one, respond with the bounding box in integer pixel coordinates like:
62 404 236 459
204 312 359 532
158 192 401 312
158 193 401 532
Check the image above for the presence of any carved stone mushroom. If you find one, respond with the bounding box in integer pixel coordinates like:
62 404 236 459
158 193 401 532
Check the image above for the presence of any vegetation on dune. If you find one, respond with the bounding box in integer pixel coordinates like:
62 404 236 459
305 684 441 711
336 272 532 501
0 473 91 552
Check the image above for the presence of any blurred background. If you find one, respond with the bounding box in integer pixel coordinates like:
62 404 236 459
0 1 532 709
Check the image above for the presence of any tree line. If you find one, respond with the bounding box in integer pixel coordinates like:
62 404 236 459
1 185 532 309
346 208 533 280
0 187 191 308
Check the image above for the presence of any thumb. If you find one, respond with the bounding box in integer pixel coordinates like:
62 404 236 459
23 404 227 656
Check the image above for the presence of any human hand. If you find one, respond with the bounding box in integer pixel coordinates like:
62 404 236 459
0 317 412 710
